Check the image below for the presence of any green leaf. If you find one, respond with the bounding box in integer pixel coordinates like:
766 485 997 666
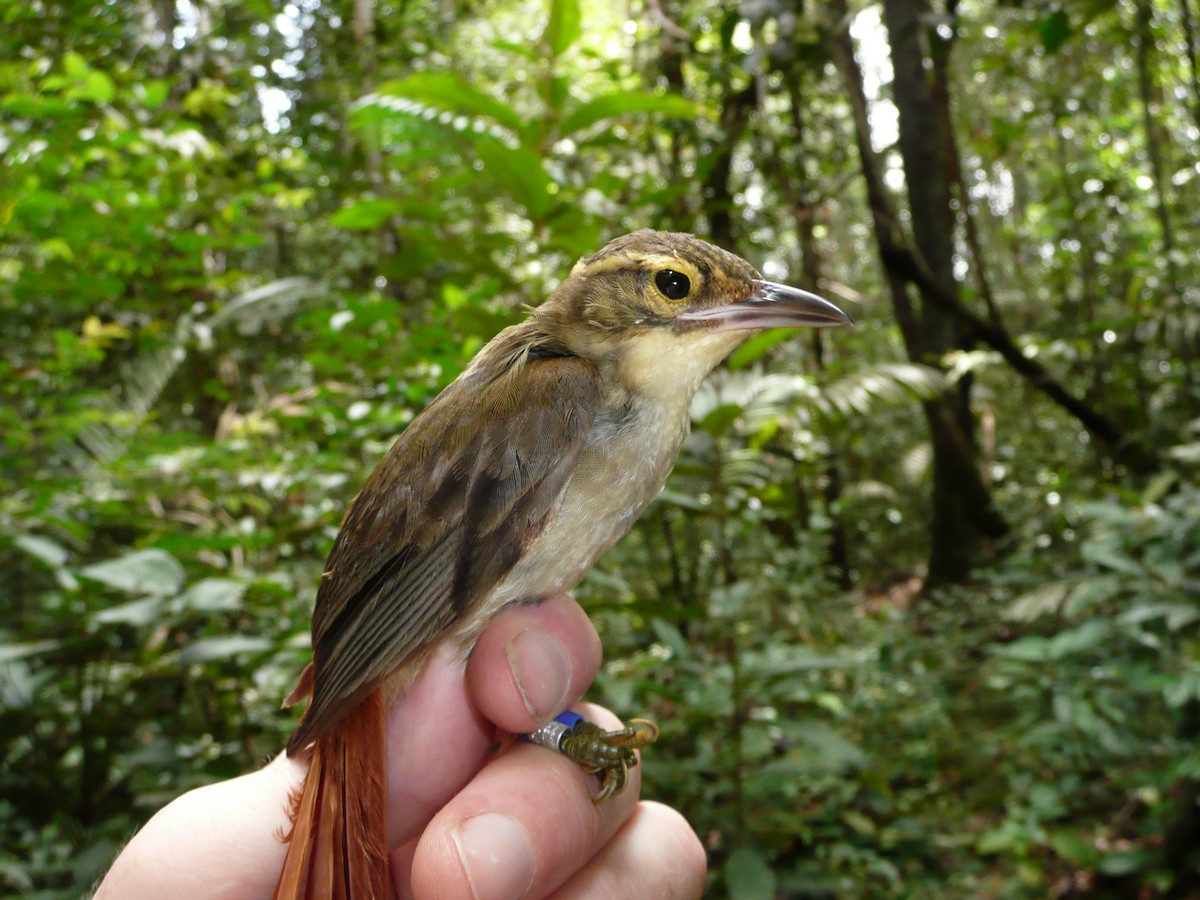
726 329 794 370
976 822 1018 855
72 70 115 104
1048 828 1099 865
545 0 582 56
656 488 707 511
842 810 877 836
724 847 775 900
696 402 743 436
1048 620 1112 656
1081 538 1144 576
94 595 164 627
1142 469 1178 504
372 73 525 135
1167 441 1200 463
792 721 866 771
1039 10 1071 53
649 618 691 660
994 620 1113 662
0 640 60 664
331 198 403 230
1003 581 1070 622
542 206 601 257
141 80 169 109
13 534 69 569
1164 669 1200 708
1097 847 1154 876
79 549 185 596
491 39 539 62
710 581 753 617
994 635 1055 662
172 578 246 613
1062 575 1121 617
1118 602 1199 632
63 51 89 80
560 91 696 137
755 650 855 675
177 636 272 664
475 138 553 218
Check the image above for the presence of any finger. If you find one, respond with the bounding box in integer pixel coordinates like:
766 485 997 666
546 802 707 899
467 594 602 733
383 642 493 846
95 752 304 900
407 704 642 900
385 594 601 846
97 594 603 897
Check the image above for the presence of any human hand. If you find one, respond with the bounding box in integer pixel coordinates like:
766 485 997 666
96 594 706 899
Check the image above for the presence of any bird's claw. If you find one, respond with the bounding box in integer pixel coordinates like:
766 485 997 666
558 718 660 802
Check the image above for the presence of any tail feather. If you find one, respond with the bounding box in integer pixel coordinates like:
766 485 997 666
273 689 391 900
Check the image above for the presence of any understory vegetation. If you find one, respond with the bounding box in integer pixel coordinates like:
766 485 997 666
2 0 1199 896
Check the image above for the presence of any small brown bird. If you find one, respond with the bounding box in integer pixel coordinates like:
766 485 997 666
273 230 851 898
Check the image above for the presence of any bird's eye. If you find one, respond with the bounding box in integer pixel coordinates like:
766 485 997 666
654 269 692 301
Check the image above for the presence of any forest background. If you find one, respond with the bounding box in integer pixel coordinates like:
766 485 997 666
3 0 1199 896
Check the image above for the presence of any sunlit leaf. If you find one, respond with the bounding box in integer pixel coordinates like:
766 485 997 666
655 489 707 511
1097 848 1154 876
331 198 403 230
69 70 115 104
13 534 69 569
1003 581 1070 622
544 0 581 56
649 618 690 660
559 91 696 137
371 73 525 135
1167 442 1200 463
172 578 247 613
0 641 60 664
177 636 272 664
79 549 185 596
94 595 164 627
1164 669 1200 708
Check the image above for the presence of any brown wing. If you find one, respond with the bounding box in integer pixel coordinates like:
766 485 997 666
287 349 600 753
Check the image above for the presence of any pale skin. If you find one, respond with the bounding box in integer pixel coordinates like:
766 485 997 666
96 595 707 900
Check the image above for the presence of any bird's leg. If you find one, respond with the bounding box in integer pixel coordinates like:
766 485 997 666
524 712 659 802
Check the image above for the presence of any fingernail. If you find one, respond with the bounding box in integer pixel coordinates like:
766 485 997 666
452 812 536 900
505 629 570 722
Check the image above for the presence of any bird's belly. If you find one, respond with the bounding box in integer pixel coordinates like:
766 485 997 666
473 398 688 624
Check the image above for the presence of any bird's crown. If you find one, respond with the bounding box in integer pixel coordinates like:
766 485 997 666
552 230 761 332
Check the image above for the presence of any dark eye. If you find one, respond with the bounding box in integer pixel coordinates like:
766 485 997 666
654 269 692 301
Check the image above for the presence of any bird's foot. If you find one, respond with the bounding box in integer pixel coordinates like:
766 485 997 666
524 712 659 802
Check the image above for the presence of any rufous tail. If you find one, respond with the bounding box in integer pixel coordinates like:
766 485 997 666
273 689 390 899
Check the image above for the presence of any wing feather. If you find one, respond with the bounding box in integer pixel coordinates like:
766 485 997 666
288 351 600 752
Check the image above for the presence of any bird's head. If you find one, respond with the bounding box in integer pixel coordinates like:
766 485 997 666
535 230 852 394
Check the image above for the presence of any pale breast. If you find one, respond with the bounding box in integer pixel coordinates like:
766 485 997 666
482 389 690 614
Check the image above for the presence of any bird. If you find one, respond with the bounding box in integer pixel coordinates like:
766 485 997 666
272 229 852 899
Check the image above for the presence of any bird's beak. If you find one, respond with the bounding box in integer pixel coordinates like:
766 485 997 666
679 280 853 331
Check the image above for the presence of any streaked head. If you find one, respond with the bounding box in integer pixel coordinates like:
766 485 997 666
544 230 851 345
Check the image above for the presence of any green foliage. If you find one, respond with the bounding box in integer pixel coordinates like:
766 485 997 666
3 0 1200 896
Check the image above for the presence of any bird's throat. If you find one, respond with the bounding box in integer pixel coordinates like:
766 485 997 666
454 335 719 644
605 326 744 403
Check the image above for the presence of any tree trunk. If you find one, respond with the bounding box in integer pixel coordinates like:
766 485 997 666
701 78 756 248
821 0 999 584
780 70 854 589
